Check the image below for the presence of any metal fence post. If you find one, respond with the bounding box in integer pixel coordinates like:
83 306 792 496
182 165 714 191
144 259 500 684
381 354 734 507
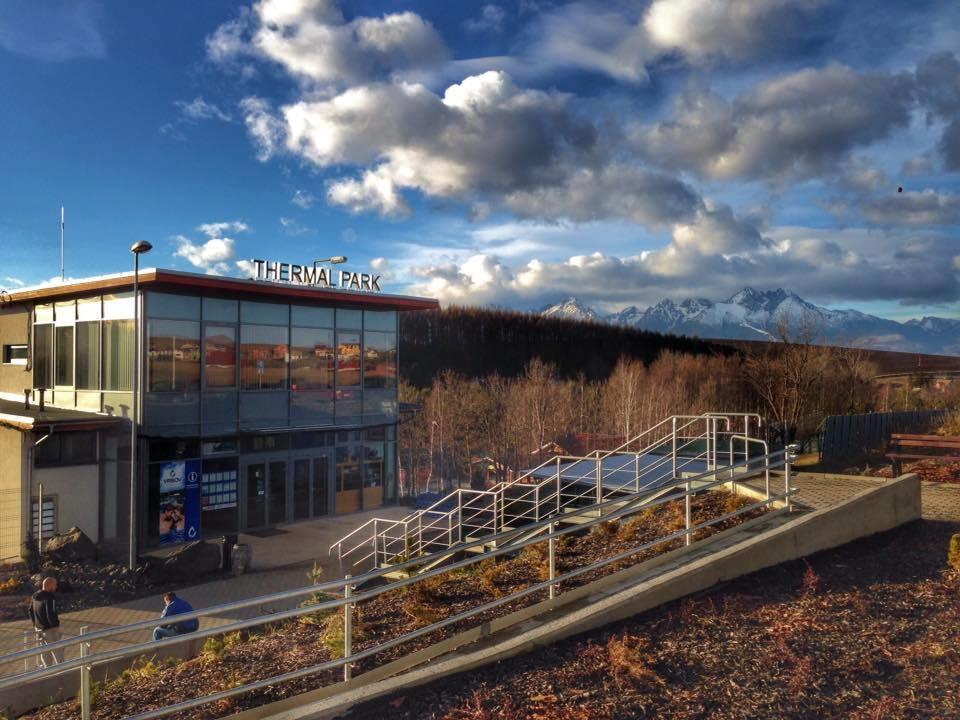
671 417 677 479
38 482 44 555
343 575 353 682
685 477 692 546
80 625 91 720
555 456 561 514
548 523 557 600
595 457 602 505
785 444 798 512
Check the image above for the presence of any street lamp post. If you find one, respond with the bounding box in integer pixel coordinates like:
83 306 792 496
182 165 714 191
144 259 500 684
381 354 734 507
313 256 347 287
129 240 152 571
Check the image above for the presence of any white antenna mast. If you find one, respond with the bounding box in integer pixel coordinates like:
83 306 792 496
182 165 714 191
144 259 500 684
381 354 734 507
60 206 65 281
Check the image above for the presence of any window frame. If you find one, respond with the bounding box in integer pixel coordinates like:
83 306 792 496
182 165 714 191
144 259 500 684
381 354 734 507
1 344 28 365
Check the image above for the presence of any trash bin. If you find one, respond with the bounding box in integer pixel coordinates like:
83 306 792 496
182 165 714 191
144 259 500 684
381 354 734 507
232 543 251 575
219 534 239 571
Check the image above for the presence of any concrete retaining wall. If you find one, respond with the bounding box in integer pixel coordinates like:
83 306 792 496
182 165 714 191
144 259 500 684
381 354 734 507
244 473 920 720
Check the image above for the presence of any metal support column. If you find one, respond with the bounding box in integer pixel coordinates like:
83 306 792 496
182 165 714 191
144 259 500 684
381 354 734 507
685 477 692 546
548 523 557 600
80 626 91 720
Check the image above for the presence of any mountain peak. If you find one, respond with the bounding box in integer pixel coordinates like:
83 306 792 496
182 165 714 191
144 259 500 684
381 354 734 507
541 297 600 321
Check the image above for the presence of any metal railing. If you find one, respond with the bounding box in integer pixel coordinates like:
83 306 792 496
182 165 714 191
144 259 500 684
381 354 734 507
0 444 798 720
330 412 763 570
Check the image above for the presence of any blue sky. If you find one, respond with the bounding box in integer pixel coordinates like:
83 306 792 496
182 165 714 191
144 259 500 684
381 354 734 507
1 0 959 322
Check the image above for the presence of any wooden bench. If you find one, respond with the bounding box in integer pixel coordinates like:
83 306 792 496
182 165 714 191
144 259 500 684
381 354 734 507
887 433 960 476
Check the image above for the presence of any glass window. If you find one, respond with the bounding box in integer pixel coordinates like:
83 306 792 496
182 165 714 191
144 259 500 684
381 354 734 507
35 431 98 467
54 325 74 386
241 301 288 325
363 441 384 488
148 438 201 462
147 292 201 320
203 297 238 323
102 320 134 391
103 292 135 319
240 324 288 390
76 322 100 390
148 320 201 392
336 308 362 329
2 344 28 365
291 327 334 390
336 445 361 492
33 324 53 388
77 296 101 321
201 437 238 455
291 430 334 449
291 305 334 328
201 457 239 535
336 330 361 387
363 310 396 332
363 331 397 389
55 300 75 324
35 304 53 324
32 498 56 537
204 325 236 388
239 433 290 453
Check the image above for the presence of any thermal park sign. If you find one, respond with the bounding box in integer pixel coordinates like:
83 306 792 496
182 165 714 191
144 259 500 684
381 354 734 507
250 259 382 292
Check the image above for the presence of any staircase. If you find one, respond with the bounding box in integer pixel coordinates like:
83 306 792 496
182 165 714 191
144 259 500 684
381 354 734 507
329 412 763 577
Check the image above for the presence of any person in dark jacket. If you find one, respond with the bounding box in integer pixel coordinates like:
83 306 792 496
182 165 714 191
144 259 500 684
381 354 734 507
29 577 62 668
153 592 199 641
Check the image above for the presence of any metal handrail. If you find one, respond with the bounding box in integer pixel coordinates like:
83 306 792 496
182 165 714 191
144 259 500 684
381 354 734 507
0 447 796 720
0 446 790 679
329 413 727 560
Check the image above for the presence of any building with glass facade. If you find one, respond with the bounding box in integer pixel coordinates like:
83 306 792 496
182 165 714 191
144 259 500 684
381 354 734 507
0 268 436 561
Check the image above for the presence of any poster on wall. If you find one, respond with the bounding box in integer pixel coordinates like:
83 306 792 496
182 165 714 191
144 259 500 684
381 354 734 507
159 459 202 545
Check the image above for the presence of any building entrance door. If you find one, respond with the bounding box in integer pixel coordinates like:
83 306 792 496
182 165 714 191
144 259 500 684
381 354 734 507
244 459 288 528
292 454 332 519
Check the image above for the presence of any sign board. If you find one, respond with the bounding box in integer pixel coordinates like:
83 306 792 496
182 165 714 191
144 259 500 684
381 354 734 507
250 259 381 292
159 459 201 545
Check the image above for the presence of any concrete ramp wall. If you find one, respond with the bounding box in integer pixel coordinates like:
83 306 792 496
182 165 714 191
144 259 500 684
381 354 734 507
241 473 920 720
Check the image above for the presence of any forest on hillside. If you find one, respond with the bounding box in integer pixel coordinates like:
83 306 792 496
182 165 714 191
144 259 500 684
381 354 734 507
399 306 726 387
397 311 960 495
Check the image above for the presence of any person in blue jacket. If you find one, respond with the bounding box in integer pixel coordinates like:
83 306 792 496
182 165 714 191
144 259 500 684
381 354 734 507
153 592 200 641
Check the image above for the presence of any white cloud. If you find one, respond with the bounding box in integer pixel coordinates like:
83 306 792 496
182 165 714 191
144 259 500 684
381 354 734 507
633 65 915 182
207 0 448 86
173 221 250 275
291 189 316 208
175 97 232 122
3 276 26 288
279 216 310 235
861 189 960 225
239 97 286 161
327 167 412 217
464 5 507 33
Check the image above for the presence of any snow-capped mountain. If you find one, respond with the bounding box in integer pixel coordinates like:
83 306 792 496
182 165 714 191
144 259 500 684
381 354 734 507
539 288 960 355
540 297 602 322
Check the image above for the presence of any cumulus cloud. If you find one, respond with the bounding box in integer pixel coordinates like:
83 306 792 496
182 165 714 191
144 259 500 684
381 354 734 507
173 221 250 275
246 70 596 217
634 65 915 182
915 52 960 170
207 0 448 86
529 0 826 82
861 189 960 225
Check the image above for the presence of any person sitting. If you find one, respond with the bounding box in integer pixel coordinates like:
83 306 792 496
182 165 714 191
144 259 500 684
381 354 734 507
153 592 199 641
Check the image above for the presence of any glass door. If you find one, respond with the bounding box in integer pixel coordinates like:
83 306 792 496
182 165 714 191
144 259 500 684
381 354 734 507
245 462 266 528
313 455 330 516
293 459 311 521
268 460 288 525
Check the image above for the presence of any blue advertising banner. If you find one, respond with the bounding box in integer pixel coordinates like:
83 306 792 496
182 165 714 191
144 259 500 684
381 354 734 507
159 459 202 545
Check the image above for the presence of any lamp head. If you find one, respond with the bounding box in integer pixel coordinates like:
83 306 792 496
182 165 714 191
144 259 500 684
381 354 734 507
130 240 153 255
330 255 347 264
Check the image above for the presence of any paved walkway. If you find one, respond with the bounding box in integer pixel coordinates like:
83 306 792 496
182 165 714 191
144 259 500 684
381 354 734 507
0 504 409 673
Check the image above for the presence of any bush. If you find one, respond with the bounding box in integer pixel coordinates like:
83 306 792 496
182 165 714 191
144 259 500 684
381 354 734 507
321 612 370 658
591 520 620 540
937 411 960 437
606 633 665 689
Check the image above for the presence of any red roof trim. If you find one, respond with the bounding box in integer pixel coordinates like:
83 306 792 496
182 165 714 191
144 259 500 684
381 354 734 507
4 269 439 311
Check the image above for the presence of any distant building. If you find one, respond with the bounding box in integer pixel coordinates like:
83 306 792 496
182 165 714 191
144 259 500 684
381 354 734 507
0 268 436 561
